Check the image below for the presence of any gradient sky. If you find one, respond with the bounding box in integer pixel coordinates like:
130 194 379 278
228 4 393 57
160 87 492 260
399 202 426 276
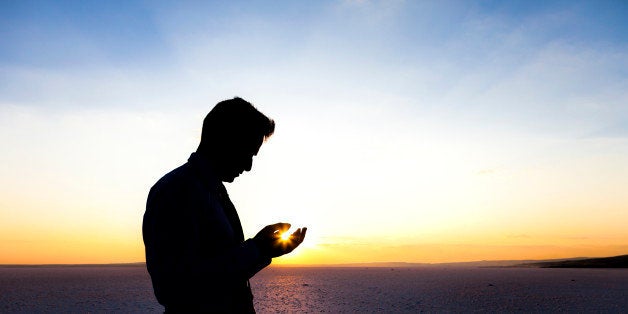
1 0 627 264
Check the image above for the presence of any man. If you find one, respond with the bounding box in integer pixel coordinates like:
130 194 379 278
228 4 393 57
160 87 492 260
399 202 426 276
143 97 306 313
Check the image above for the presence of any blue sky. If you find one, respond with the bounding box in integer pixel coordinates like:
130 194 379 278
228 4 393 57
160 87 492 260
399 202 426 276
3 1 627 66
2 1 627 134
1 1 627 263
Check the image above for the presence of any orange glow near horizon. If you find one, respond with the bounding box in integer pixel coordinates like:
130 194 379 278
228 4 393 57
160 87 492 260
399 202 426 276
2 154 628 265
1 214 627 265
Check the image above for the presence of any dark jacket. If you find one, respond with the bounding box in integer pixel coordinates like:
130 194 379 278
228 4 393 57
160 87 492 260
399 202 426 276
143 152 271 313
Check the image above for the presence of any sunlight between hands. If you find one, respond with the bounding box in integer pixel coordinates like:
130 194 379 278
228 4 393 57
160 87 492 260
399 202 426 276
253 222 307 258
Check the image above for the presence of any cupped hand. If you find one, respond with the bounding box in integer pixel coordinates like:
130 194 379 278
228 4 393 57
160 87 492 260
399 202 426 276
253 222 307 258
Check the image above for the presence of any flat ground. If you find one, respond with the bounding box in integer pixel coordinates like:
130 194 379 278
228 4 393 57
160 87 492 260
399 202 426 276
0 266 626 313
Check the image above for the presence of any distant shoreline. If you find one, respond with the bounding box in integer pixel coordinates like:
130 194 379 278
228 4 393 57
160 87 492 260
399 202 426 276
2 254 627 268
514 254 628 268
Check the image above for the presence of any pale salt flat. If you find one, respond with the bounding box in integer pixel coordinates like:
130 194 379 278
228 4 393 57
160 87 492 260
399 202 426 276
0 265 626 313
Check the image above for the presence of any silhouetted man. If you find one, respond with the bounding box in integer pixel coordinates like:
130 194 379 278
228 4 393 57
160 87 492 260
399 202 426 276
143 97 306 313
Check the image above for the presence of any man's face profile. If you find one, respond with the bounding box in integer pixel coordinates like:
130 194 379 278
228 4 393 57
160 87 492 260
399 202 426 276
218 135 263 182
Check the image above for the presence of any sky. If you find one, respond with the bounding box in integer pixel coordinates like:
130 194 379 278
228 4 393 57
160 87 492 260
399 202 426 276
1 0 627 264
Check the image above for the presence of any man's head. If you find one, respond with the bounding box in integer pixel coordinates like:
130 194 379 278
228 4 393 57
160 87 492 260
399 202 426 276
197 97 275 182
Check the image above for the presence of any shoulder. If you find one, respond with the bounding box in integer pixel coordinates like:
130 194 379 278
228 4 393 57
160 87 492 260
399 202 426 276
153 163 192 188
147 163 198 203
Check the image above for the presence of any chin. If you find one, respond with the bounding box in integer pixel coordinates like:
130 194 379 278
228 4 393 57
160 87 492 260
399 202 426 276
222 174 239 183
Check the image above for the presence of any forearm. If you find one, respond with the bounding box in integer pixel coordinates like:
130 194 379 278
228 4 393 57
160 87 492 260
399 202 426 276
191 238 271 281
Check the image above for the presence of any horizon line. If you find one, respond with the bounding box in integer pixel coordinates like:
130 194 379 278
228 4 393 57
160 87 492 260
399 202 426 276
2 254 626 268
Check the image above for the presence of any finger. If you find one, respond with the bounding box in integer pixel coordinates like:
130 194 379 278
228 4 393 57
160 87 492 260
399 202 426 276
291 228 305 244
262 224 278 234
288 229 300 243
300 227 307 242
272 222 291 232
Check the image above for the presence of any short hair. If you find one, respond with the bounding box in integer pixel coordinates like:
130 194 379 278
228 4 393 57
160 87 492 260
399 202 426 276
198 97 275 151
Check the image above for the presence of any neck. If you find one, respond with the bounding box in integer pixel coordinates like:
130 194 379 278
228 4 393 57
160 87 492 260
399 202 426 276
194 149 227 181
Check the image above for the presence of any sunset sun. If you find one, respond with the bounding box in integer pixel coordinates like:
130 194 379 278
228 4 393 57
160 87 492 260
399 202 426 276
280 231 291 241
